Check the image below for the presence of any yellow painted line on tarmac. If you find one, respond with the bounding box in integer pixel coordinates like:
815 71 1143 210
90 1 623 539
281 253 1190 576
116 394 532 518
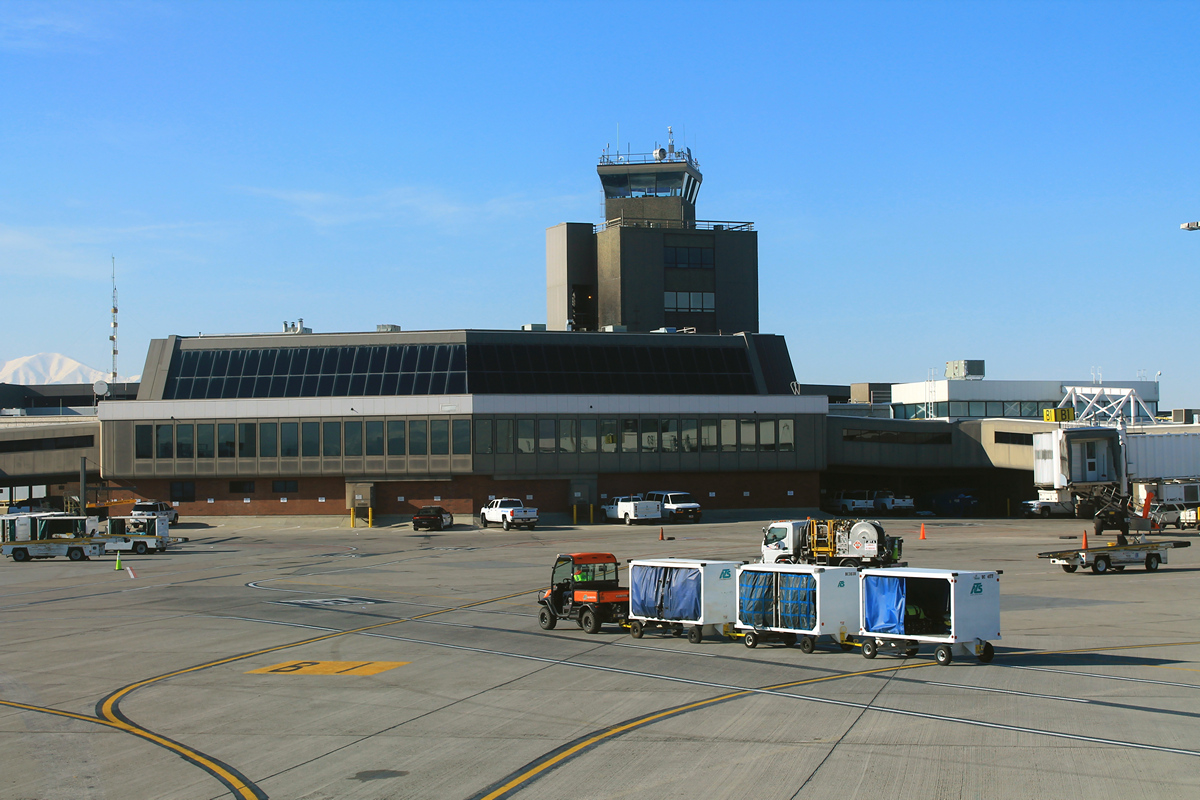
475 661 933 800
1152 665 1200 673
247 660 409 675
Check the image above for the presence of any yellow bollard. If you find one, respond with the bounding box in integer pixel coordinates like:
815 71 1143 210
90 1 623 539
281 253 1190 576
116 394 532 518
589 504 594 524
368 507 374 528
573 505 577 525
351 507 356 528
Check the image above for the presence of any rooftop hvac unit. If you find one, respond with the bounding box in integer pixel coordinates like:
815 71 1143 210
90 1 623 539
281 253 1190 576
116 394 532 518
945 360 985 380
653 147 667 161
521 323 547 332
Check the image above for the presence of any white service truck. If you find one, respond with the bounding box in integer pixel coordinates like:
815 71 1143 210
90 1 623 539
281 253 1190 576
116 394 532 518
102 516 174 554
643 491 701 523
1 514 105 562
479 498 538 530
1022 489 1075 518
603 496 661 525
827 491 874 516
870 490 914 516
762 518 903 568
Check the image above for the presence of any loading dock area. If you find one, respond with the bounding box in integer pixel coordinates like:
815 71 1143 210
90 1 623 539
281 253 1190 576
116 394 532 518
1 515 1199 799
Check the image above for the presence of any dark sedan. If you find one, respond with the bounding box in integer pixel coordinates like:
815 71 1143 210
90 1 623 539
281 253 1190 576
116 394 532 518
412 506 454 531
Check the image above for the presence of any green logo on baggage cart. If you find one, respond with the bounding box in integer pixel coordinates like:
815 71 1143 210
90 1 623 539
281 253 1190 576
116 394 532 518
719 568 731 579
971 582 983 594
837 580 845 587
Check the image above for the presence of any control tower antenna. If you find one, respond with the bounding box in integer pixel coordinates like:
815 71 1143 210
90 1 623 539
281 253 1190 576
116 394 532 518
110 256 118 383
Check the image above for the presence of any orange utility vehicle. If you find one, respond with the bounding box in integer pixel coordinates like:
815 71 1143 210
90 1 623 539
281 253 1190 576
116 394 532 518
537 552 629 634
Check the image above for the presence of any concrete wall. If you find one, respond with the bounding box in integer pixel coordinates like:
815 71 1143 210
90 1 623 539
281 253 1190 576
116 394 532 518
713 230 758 334
0 419 100 484
546 223 597 331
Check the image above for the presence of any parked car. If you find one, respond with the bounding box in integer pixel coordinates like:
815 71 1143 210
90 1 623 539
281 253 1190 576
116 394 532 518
643 491 701 523
827 490 874 516
870 490 914 516
917 490 979 518
130 500 179 524
1148 502 1185 530
411 506 454 531
1022 489 1075 518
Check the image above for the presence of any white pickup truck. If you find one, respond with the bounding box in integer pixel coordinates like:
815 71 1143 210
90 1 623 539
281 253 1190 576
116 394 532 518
827 490 874 516
479 499 538 530
603 496 662 525
870 490 914 516
1022 489 1075 518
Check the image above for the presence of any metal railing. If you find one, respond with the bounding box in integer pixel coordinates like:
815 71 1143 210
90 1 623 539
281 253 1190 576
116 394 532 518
595 217 754 233
599 151 699 169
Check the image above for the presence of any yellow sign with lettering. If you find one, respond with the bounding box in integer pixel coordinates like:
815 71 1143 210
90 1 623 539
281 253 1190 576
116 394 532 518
247 660 409 675
1043 407 1076 422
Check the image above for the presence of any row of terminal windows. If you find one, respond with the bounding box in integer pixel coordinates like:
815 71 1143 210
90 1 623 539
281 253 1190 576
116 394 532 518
135 420 471 460
664 292 715 312
664 246 715 268
473 418 796 454
898 401 1058 420
168 481 297 503
842 429 953 446
135 417 800 460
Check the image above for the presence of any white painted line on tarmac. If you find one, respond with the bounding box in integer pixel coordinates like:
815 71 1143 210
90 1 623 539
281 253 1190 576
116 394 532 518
1003 664 1200 690
609 642 717 658
924 681 1091 703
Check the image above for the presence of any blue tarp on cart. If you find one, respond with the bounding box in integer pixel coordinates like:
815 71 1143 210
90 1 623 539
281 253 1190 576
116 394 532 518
863 575 906 634
779 573 816 630
739 570 774 627
631 565 702 620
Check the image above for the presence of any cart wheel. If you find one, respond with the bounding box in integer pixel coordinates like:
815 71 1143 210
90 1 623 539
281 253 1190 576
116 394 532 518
11 548 29 563
671 625 683 637
68 548 84 562
1092 557 1110 574
861 639 877 659
904 644 920 658
133 541 148 555
581 609 601 635
630 620 643 639
687 626 703 644
782 633 797 648
537 606 557 630
799 636 816 654
1061 564 1078 573
743 630 758 649
839 641 855 652
1146 554 1161 571
935 645 954 665
978 642 995 663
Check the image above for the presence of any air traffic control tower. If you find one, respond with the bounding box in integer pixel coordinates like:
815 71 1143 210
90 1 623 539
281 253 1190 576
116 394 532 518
547 129 759 334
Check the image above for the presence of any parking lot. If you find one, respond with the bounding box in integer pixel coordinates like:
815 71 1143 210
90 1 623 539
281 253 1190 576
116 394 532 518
2 513 1199 800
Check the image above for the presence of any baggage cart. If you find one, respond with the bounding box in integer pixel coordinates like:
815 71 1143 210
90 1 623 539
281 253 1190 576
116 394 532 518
736 563 858 653
858 567 1001 665
627 558 741 643
1037 535 1190 574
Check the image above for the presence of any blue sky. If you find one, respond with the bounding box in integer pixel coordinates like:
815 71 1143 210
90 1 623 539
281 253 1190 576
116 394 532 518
2 2 1197 404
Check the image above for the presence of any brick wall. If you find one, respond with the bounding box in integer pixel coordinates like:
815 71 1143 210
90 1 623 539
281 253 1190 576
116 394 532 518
599 471 818 510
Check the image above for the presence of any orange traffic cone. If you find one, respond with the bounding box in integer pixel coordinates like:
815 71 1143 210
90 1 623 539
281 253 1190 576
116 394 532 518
919 523 926 540
659 527 664 541
1082 528 1089 550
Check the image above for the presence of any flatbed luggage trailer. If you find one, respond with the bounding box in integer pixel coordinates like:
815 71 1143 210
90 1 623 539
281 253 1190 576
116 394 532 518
628 558 741 643
1038 537 1190 574
1 515 105 562
858 567 1001 666
736 563 858 653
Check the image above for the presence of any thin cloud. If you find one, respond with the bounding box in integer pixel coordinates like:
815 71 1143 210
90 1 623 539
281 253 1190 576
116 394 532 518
0 7 97 52
0 221 223 278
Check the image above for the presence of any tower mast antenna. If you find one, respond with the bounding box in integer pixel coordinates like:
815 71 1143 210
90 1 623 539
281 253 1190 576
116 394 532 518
110 256 118 383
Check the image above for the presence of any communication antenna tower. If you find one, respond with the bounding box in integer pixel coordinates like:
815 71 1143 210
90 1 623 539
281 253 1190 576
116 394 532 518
110 256 119 383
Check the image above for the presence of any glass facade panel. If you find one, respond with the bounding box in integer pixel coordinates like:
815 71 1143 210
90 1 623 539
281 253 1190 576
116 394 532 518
986 401 1003 417
302 422 319 457
580 419 597 454
739 419 756 451
344 421 363 456
949 402 968 418
640 419 658 452
475 419 493 454
135 425 153 459
1021 401 1039 417
681 419 698 452
778 419 794 452
409 420 427 455
759 419 776 452
622 419 639 453
660 419 678 452
259 423 277 458
452 419 470 454
701 419 718 452
968 401 986 418
217 424 236 458
176 424 194 459
517 419 536 454
496 419 513 454
238 423 256 458
600 419 617 453
156 425 173 459
538 419 556 453
323 422 341 457
197 424 214 458
430 420 449 455
559 419 576 453
387 420 406 455
281 422 298 457
721 419 737 452
366 420 384 456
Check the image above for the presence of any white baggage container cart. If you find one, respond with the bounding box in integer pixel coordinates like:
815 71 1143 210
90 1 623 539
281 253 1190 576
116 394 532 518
627 558 741 643
736 563 859 653
858 567 1001 665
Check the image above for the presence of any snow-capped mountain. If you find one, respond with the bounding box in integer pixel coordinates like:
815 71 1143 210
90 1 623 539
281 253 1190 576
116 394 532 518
0 353 140 385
